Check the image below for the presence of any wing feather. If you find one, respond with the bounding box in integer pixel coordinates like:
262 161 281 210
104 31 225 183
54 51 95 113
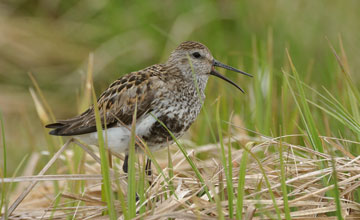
46 65 164 136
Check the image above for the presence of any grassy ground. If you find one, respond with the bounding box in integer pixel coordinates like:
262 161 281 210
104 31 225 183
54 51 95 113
1 0 360 219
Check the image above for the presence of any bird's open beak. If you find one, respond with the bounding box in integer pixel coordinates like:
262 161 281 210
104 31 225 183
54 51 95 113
210 59 252 93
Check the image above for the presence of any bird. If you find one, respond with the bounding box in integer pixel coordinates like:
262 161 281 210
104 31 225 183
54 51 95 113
45 41 252 174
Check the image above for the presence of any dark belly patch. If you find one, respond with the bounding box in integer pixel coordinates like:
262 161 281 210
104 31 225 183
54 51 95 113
143 115 185 144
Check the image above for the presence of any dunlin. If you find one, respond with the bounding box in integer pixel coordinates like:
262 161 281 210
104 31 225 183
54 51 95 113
46 41 252 173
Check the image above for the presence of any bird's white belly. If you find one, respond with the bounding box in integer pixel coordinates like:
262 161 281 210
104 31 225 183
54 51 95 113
76 114 157 154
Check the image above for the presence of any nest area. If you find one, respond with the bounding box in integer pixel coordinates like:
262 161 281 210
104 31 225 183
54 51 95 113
2 135 360 220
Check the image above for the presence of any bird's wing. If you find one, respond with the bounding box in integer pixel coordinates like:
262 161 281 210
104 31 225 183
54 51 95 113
46 66 164 136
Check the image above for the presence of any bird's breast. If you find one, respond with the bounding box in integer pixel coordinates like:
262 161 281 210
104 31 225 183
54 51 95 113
141 85 205 146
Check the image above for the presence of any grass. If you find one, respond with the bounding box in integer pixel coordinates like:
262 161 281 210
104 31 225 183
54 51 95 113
1 0 360 219
216 100 234 218
89 54 117 219
0 111 7 217
236 142 250 220
152 113 213 202
329 148 344 220
279 139 291 220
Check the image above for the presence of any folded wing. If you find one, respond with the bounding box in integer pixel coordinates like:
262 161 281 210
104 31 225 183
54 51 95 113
46 68 161 136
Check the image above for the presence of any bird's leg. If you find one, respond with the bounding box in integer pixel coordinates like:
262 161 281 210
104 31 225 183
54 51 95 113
145 158 152 176
123 154 128 173
145 158 153 186
123 153 139 201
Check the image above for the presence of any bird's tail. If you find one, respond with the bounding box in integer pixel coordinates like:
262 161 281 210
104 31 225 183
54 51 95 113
45 122 72 136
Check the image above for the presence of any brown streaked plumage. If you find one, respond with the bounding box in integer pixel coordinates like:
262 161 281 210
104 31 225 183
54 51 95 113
47 65 164 136
46 41 252 173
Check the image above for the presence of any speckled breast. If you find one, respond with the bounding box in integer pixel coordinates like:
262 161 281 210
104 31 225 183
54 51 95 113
142 83 205 148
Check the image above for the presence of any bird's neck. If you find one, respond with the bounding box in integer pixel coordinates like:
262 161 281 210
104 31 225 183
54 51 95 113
182 71 209 104
191 73 209 93
163 63 209 91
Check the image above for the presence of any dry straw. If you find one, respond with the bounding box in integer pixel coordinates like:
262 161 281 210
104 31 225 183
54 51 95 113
2 134 360 219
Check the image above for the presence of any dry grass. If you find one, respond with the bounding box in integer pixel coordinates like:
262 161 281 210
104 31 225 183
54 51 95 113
3 134 360 219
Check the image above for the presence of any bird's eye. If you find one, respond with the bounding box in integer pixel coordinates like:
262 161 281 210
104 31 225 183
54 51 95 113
192 52 201 58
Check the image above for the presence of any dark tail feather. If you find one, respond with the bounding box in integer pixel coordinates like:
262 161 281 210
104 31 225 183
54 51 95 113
46 122 72 136
46 118 109 136
49 128 62 136
48 126 77 136
46 122 98 136
45 122 65 128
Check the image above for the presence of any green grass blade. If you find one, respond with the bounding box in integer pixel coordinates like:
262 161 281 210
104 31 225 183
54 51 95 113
323 87 360 131
138 156 146 216
113 159 128 219
216 100 234 218
328 40 360 103
227 126 234 217
236 146 249 220
309 99 360 134
0 111 7 217
285 50 324 154
90 57 117 220
167 145 174 195
279 139 291 220
128 100 137 219
210 182 225 220
329 148 344 220
284 51 334 204
286 72 360 135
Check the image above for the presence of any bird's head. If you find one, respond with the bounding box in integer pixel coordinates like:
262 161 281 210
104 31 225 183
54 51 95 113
167 41 252 93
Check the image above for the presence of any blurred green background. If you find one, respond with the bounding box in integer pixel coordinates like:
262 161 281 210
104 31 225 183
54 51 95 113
1 0 360 174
